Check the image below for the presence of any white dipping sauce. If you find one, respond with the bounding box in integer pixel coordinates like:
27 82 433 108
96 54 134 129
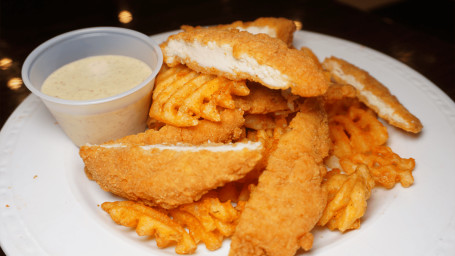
41 55 152 100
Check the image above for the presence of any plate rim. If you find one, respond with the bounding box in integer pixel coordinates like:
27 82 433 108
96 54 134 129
1 29 455 256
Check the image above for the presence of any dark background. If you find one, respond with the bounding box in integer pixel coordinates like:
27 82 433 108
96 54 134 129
0 0 454 255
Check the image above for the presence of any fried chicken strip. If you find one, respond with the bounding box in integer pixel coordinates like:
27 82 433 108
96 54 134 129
234 82 290 114
109 108 245 146
229 98 330 256
322 56 422 133
161 28 329 97
80 141 263 209
182 17 297 47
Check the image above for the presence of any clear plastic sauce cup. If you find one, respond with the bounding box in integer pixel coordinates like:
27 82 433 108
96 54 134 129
22 27 163 147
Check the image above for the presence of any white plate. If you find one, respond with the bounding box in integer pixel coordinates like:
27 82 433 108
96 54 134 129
1 30 455 256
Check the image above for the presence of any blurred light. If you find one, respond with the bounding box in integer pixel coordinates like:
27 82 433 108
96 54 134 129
294 20 302 30
397 50 413 63
0 58 13 70
118 10 133 24
7 77 22 90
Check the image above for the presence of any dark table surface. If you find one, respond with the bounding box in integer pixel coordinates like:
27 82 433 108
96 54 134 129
0 0 454 255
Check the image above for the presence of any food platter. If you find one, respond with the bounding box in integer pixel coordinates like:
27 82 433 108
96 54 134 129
1 30 455 256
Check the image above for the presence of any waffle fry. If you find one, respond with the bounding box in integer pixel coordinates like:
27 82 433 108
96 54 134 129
150 64 249 127
329 104 388 158
170 210 224 251
102 192 245 254
325 94 415 188
318 164 375 232
101 201 197 254
340 145 415 188
170 194 242 251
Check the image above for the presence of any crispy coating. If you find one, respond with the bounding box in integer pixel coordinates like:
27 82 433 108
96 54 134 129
300 46 323 70
80 142 263 209
244 114 277 130
292 98 332 163
324 83 357 102
322 56 423 133
241 115 291 183
110 108 245 146
233 82 290 114
230 17 296 47
161 28 329 97
229 98 330 256
183 17 297 47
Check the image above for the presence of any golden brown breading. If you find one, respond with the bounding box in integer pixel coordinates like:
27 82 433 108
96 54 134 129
233 82 289 114
268 98 331 163
80 141 263 209
183 17 297 47
161 28 329 97
322 56 423 133
232 17 296 47
243 114 277 130
323 82 357 102
229 98 330 256
300 46 322 70
108 108 245 146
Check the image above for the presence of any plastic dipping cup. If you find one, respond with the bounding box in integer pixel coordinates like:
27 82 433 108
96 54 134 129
22 27 163 147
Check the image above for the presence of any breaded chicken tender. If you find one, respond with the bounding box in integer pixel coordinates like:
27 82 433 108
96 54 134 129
229 98 330 256
161 28 329 97
109 108 245 146
233 82 289 114
323 56 422 133
183 17 297 47
80 141 263 209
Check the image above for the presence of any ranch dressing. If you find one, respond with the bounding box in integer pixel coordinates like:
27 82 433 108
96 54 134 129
41 55 152 100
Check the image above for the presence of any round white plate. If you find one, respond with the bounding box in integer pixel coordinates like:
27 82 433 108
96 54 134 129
1 30 455 256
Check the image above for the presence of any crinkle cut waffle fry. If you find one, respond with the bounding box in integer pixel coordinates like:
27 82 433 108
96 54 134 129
102 192 246 254
150 64 249 127
101 201 197 254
